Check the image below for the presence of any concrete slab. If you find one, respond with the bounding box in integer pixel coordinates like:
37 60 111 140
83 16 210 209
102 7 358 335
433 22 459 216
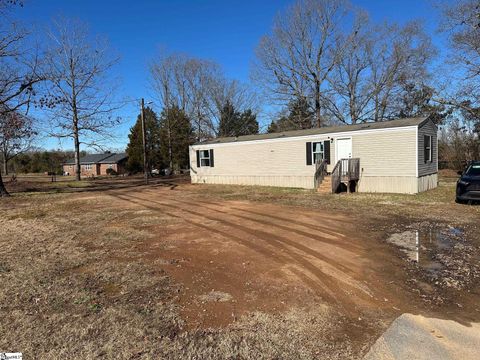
364 313 480 360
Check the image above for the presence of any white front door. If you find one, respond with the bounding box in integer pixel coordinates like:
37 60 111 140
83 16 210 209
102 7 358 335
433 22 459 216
336 138 352 162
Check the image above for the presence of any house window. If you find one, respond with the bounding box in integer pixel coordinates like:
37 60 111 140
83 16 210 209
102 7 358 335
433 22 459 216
200 150 210 167
84 164 92 170
312 142 324 164
424 135 432 163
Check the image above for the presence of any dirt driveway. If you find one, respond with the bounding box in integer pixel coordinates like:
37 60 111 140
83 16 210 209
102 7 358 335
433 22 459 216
107 185 416 329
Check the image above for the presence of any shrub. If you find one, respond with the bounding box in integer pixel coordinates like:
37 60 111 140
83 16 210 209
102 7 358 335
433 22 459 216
106 168 118 176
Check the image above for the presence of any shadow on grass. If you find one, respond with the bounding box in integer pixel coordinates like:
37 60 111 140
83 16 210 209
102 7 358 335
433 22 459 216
8 175 188 195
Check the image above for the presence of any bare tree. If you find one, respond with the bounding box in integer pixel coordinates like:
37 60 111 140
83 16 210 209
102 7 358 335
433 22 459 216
41 18 120 181
0 0 43 197
430 0 480 164
252 0 352 127
325 17 434 124
371 21 434 121
151 53 219 142
206 76 259 136
434 1 480 118
441 0 480 83
0 110 35 175
439 115 479 168
323 12 372 124
150 51 259 141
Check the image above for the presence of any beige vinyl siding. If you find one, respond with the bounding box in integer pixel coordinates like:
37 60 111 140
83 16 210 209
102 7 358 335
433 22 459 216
353 128 417 177
190 136 334 189
418 119 438 176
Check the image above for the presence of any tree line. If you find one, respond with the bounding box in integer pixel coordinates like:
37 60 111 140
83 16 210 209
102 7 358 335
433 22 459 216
1 0 479 196
3 150 86 175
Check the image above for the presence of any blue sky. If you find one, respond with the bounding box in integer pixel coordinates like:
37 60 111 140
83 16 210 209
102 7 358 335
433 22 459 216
15 0 443 151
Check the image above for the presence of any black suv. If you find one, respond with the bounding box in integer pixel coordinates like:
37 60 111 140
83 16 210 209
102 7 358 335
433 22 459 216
456 161 480 203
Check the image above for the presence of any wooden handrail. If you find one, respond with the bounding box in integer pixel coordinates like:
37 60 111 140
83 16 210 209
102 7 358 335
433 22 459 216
314 159 327 188
331 158 360 193
331 160 342 193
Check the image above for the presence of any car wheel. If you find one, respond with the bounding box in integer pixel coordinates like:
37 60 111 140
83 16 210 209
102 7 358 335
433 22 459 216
455 197 464 204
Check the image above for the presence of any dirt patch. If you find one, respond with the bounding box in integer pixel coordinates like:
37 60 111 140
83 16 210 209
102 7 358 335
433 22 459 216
197 291 233 303
109 188 409 331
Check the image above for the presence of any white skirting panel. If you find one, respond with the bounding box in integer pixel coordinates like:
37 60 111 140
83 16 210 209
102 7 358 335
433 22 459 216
417 173 438 193
357 176 419 194
191 175 315 189
191 173 438 194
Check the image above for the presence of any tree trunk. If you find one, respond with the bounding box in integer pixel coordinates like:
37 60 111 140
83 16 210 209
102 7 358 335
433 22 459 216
74 133 81 181
349 87 357 125
73 101 81 181
0 171 9 197
70 56 81 182
2 154 7 176
315 79 322 128
167 119 173 171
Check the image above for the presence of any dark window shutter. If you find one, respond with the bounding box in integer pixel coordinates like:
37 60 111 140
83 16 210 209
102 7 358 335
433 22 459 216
431 136 434 162
306 142 312 165
209 149 214 167
424 135 429 163
324 140 331 164
196 150 200 167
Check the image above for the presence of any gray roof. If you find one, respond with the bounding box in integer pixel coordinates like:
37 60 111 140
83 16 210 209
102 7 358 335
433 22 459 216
63 153 127 165
98 153 128 164
195 117 430 145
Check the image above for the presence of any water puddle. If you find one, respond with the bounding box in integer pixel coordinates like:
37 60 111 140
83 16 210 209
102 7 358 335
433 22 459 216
386 226 464 276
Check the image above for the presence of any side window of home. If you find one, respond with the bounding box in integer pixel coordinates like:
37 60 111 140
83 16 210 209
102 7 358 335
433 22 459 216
312 142 324 164
200 150 210 167
196 149 215 167
424 135 432 163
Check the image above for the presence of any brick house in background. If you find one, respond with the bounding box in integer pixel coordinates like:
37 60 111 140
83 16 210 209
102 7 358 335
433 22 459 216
62 153 128 177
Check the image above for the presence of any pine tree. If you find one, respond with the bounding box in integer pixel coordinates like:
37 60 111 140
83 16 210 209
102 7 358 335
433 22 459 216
397 83 450 125
125 107 162 173
237 109 259 136
268 97 314 133
159 106 194 171
218 101 259 137
218 101 238 137
267 120 279 133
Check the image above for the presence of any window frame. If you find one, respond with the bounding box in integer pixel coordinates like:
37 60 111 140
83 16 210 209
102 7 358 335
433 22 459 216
199 150 211 167
312 141 324 164
425 135 432 163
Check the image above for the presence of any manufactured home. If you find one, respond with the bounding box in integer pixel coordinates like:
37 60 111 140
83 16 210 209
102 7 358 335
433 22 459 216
189 117 438 194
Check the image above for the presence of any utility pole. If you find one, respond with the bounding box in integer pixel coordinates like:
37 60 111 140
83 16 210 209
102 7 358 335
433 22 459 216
141 98 148 185
164 84 173 173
